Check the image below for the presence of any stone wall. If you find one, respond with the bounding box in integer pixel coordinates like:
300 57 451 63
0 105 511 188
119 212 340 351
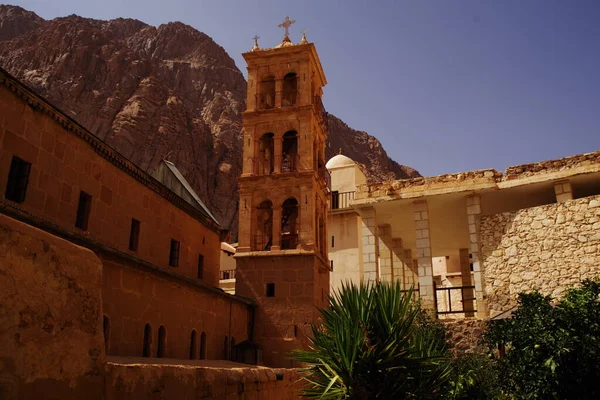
105 358 302 400
0 214 105 399
480 195 600 317
443 319 487 355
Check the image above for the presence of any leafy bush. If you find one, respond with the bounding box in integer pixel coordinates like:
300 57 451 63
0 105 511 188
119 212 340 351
483 279 600 399
292 281 452 399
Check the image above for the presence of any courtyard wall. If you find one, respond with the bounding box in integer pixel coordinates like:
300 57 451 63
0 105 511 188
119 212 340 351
479 194 600 317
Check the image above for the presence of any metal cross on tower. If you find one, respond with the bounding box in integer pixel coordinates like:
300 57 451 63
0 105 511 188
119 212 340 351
278 16 295 38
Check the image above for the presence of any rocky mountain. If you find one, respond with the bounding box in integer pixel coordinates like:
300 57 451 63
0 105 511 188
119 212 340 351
0 5 420 235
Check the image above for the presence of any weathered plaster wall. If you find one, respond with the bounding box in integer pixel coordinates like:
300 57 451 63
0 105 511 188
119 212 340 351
105 359 302 400
480 195 600 317
0 214 105 399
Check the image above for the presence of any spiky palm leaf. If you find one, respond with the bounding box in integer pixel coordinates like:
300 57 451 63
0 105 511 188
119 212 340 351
292 281 452 399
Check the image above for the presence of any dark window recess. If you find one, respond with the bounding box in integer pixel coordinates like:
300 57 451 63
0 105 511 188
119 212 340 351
266 283 275 297
330 260 334 271
75 191 92 230
331 236 335 248
197 254 204 279
470 263 474 272
169 239 180 267
129 219 140 251
5 156 31 203
331 190 339 209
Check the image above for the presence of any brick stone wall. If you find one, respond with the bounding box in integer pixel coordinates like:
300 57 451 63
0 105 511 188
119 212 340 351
102 254 251 360
480 195 600 317
105 359 303 400
0 80 221 286
0 214 105 400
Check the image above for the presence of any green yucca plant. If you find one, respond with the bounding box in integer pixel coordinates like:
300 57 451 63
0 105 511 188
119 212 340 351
292 281 452 399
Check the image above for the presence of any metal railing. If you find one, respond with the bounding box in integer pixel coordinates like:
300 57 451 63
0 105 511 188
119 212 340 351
220 269 236 280
434 283 477 317
331 191 355 210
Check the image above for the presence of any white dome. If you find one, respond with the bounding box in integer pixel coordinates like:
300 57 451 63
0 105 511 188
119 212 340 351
326 154 356 169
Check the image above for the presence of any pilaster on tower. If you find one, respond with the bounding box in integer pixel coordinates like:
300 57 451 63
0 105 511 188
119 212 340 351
234 23 331 368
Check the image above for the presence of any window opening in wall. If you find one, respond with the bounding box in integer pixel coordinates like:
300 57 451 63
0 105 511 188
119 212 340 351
142 323 152 357
223 335 229 360
294 325 298 338
5 156 31 203
157 325 166 358
258 75 275 109
103 315 111 355
75 191 92 230
330 260 334 271
331 235 335 248
200 331 207 360
129 219 140 251
281 198 298 250
281 131 298 172
259 133 275 175
331 191 339 209
189 330 198 360
197 254 204 279
230 337 236 361
169 239 180 267
255 200 273 251
282 72 298 106
266 283 275 297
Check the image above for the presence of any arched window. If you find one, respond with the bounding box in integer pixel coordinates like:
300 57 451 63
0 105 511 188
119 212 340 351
258 75 275 109
259 133 274 175
200 332 207 360
281 198 299 250
282 73 298 106
281 131 298 172
103 315 111 355
255 200 273 251
142 323 152 357
157 325 166 358
223 335 229 360
189 330 198 360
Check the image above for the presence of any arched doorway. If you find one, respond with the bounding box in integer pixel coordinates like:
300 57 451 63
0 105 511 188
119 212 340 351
259 133 275 175
281 198 299 249
255 200 273 251
189 330 198 360
157 325 166 358
259 75 275 109
200 332 207 360
282 73 298 106
142 323 152 357
281 131 298 172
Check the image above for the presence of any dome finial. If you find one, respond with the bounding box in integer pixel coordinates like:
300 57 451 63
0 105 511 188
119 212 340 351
338 148 342 155
252 35 260 51
301 29 308 44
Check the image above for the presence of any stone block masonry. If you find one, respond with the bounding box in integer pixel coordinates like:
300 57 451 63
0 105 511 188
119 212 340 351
480 194 600 317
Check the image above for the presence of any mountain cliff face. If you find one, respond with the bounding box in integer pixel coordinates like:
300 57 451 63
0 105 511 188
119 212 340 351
0 5 420 235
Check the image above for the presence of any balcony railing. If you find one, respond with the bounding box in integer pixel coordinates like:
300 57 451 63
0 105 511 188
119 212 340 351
331 191 355 210
256 93 275 110
434 283 477 318
220 269 236 280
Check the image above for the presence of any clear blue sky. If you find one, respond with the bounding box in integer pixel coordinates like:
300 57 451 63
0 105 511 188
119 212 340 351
11 0 600 176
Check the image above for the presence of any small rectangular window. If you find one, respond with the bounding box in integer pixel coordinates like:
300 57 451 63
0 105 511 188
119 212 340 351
331 236 335 248
75 191 92 230
5 156 31 203
331 190 339 209
266 283 275 297
330 260 334 271
197 254 204 279
129 219 140 251
169 239 180 267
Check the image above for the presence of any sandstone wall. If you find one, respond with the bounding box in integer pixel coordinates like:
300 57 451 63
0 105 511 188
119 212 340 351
0 78 222 286
105 359 302 400
0 214 105 400
480 195 600 317
102 255 251 360
443 319 487 355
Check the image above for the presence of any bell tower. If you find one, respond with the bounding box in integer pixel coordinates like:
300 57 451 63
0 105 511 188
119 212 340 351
235 21 330 367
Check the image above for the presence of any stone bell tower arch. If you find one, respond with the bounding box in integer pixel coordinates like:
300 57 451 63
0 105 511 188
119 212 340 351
235 22 330 367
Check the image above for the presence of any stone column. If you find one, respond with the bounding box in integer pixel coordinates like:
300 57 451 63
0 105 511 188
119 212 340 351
274 135 282 174
466 195 487 318
459 248 475 317
554 180 573 202
413 201 434 310
391 238 404 285
403 249 416 291
360 207 378 283
271 205 282 251
378 225 393 282
275 79 283 108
